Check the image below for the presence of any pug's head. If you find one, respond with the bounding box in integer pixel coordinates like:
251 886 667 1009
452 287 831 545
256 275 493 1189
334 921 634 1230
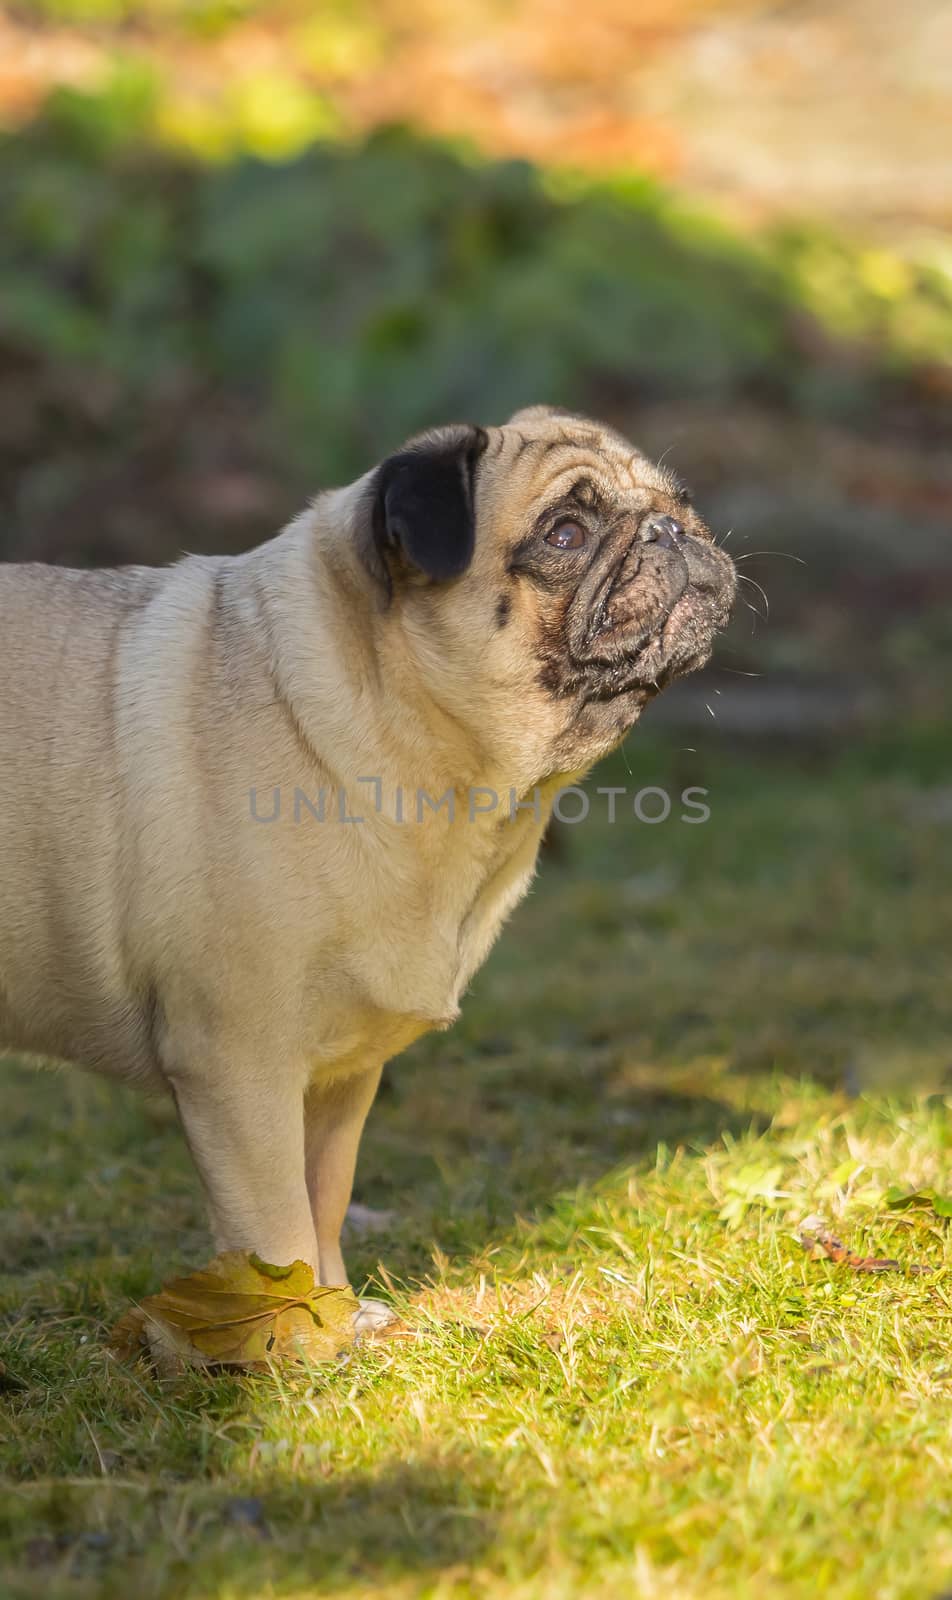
360 406 736 778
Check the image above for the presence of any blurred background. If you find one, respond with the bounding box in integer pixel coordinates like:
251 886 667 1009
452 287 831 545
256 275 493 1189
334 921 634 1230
1 1 951 1092
4 18 952 1581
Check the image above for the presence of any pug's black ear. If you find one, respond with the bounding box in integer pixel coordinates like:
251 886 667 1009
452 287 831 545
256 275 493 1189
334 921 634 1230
369 425 488 590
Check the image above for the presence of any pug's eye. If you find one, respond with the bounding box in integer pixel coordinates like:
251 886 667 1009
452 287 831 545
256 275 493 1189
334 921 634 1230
545 520 587 551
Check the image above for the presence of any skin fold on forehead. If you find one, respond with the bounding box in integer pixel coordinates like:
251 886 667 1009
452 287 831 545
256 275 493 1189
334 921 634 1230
487 416 687 514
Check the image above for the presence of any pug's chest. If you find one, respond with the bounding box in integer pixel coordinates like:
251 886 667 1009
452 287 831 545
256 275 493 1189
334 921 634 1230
301 812 545 1067
449 821 545 997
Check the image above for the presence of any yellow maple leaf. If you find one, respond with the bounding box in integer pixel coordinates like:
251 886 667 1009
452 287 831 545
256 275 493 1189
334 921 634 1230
110 1252 359 1373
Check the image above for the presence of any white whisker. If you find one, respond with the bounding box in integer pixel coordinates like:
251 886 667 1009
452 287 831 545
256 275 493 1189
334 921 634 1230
735 550 806 566
738 573 769 620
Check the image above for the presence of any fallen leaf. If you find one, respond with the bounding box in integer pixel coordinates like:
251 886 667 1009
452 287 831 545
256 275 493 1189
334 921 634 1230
797 1219 901 1273
110 1253 359 1373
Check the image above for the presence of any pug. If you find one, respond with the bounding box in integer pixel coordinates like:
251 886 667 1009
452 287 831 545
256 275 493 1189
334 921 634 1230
0 406 734 1322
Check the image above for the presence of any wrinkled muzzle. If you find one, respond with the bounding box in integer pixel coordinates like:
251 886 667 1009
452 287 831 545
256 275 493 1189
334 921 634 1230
570 525 736 694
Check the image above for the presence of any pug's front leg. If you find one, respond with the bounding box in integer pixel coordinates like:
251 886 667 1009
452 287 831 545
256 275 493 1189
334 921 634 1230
170 1060 320 1275
305 1063 394 1329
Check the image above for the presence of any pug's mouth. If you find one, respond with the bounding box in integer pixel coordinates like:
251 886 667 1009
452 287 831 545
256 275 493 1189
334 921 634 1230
621 589 725 693
561 534 736 702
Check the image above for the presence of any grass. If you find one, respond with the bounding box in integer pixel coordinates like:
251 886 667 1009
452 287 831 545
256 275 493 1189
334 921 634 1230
2 726 952 1599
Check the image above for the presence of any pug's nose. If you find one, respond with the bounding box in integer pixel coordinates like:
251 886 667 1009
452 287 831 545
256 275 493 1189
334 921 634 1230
642 514 685 550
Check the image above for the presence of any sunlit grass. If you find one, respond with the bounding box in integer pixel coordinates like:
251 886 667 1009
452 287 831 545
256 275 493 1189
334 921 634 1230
2 730 951 1597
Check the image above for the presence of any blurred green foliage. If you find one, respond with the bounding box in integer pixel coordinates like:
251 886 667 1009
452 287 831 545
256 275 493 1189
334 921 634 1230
0 118 773 490
1 80 951 541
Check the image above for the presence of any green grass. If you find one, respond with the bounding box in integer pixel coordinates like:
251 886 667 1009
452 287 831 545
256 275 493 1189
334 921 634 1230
2 728 952 1599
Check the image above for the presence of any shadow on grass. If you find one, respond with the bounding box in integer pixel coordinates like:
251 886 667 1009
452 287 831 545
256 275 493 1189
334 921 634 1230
1 1044 767 1284
6 1459 497 1595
